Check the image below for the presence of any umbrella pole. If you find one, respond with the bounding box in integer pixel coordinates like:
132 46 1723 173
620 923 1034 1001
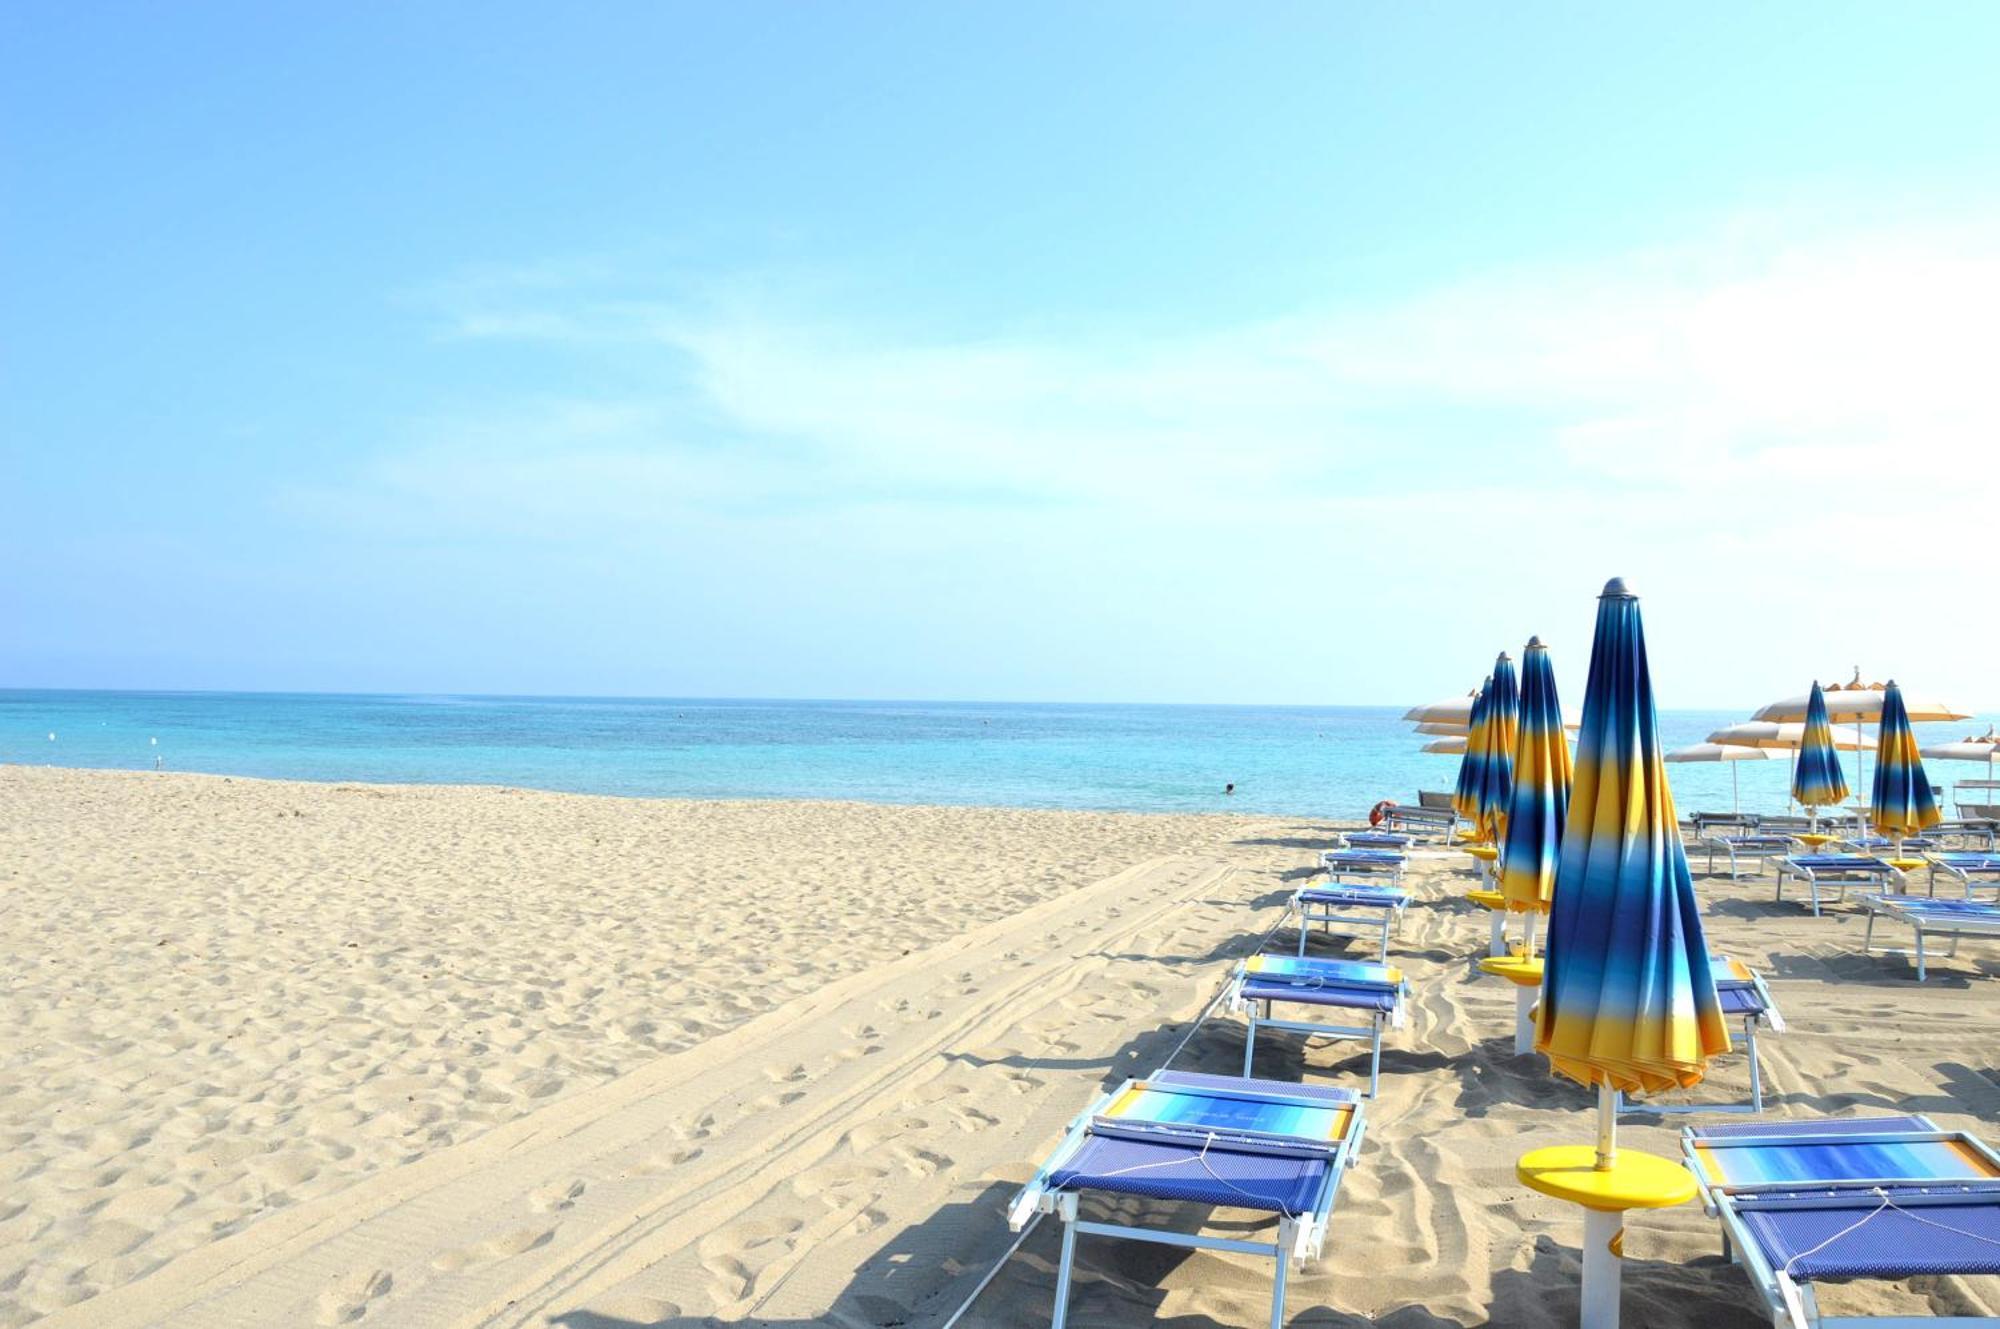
1731 763 1739 814
1594 1083 1617 1170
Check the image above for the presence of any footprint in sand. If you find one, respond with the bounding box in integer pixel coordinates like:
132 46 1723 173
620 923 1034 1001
428 1226 555 1273
314 1268 391 1325
673 1112 714 1142
696 1216 801 1301
634 1145 702 1174
528 1179 584 1213
762 1062 810 1084
791 1161 889 1204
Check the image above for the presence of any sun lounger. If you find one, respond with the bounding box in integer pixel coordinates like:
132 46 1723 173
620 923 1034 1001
1693 811 1761 837
1704 833 1797 880
1317 848 1406 889
1837 833 1941 855
1008 1070 1367 1329
1416 789 1455 810
1620 957 1785 1115
1928 819 2000 850
1682 1113 2000 1329
1226 954 1406 1097
1380 804 1456 842
1776 855 1904 916
1925 852 2000 901
1291 882 1409 961
1862 894 2000 981
1338 829 1413 852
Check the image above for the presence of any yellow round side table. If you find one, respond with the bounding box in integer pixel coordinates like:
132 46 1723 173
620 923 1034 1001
1477 954 1543 1054
1518 1144 1697 1328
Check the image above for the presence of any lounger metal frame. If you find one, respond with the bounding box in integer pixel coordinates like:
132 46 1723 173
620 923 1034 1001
1862 894 2000 981
1317 848 1407 890
1226 960 1406 1097
1682 1118 2000 1329
1379 804 1456 843
1009 1075 1366 1329
1338 829 1413 853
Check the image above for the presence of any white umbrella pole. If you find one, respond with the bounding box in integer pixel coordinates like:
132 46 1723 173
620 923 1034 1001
1582 1083 1623 1326
1731 763 1739 814
1595 1082 1617 1169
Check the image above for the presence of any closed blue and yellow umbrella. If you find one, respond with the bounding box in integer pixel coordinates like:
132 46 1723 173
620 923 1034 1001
1498 637 1570 920
1477 651 1520 842
1538 580 1728 1097
1871 680 1941 844
1453 676 1493 834
1791 680 1850 816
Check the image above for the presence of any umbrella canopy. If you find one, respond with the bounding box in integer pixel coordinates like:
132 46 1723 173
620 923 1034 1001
1497 637 1570 915
1791 681 1851 810
1753 669 1970 724
1423 736 1468 754
1663 742 1771 814
1704 720 1873 751
1870 681 1942 840
1404 691 1479 725
1475 652 1520 840
1538 579 1728 1096
1452 677 1494 830
1921 726 2000 764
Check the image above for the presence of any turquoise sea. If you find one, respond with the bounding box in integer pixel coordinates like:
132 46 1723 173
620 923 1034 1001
2 691 1989 818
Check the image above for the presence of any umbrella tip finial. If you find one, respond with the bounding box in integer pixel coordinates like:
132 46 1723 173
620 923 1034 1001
1527 634 1543 648
1600 576 1634 598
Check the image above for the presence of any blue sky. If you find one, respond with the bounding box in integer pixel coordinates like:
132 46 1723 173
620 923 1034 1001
6 4 1999 706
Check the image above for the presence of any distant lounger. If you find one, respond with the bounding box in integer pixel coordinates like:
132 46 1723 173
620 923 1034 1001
1338 830 1412 852
1691 811 1761 837
1379 804 1456 842
1703 833 1796 880
1775 854 1904 916
1009 1071 1367 1329
1226 954 1407 1097
1928 819 2000 850
1620 957 1784 1115
1683 1113 2000 1329
1862 894 2000 981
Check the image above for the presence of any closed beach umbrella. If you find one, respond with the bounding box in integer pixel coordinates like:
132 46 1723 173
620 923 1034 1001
1791 681 1851 829
1477 651 1520 842
1538 579 1728 1098
1662 743 1770 814
1870 681 1942 849
1452 677 1493 834
1497 637 1570 947
1524 579 1727 1329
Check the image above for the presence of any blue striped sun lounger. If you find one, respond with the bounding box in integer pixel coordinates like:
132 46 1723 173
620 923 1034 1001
1379 804 1456 842
1621 956 1786 1116
1317 848 1407 888
1009 1070 1366 1329
1683 1114 2000 1329
1776 855 1905 916
1862 894 2000 981
1338 829 1413 853
1291 881 1409 961
1926 853 2000 901
1226 954 1407 1096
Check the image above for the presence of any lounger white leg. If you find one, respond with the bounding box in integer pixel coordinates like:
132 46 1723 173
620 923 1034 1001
1051 1193 1080 1329
1744 1018 1763 1114
1369 1017 1384 1096
1488 911 1506 958
1243 1012 1258 1077
1269 1221 1294 1329
1580 1208 1623 1329
1916 924 1929 982
1514 985 1536 1057
1863 908 1878 955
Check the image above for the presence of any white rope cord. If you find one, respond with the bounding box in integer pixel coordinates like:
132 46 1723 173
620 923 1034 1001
935 869 1295 1328
1095 1127 1305 1221
1778 1185 2000 1276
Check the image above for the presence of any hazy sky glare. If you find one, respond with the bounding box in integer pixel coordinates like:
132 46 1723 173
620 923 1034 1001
6 4 1999 707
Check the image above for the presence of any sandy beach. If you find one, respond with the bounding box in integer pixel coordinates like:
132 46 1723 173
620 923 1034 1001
3 765 1996 1327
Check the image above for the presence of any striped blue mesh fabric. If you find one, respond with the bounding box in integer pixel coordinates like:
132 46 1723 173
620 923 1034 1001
1241 978 1399 1012
1149 1071 1357 1102
1689 1115 1935 1139
1742 1192 2000 1279
1048 1134 1330 1212
1297 885 1407 907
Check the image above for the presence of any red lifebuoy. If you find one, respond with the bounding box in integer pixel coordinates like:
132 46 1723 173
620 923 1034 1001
1369 799 1396 827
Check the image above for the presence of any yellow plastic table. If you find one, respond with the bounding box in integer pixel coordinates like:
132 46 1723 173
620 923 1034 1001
1465 887 1509 955
1519 1145 1697 1328
1477 955 1543 1054
1793 832 1835 853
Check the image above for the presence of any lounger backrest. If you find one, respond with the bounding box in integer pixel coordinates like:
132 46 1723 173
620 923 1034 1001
1417 790 1454 810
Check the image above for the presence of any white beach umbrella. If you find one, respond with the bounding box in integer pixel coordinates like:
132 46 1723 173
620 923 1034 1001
1422 736 1469 754
1919 726 2000 813
1752 669 1970 793
1705 721 1874 752
1663 742 1771 813
1406 695 1581 731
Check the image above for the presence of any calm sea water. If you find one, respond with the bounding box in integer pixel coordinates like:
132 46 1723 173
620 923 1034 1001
2 691 1989 818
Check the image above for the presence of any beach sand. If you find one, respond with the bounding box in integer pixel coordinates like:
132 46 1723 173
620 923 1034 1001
2 766 1995 1327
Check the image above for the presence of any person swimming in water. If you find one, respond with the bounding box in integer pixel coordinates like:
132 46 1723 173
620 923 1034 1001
1224 782 1235 796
